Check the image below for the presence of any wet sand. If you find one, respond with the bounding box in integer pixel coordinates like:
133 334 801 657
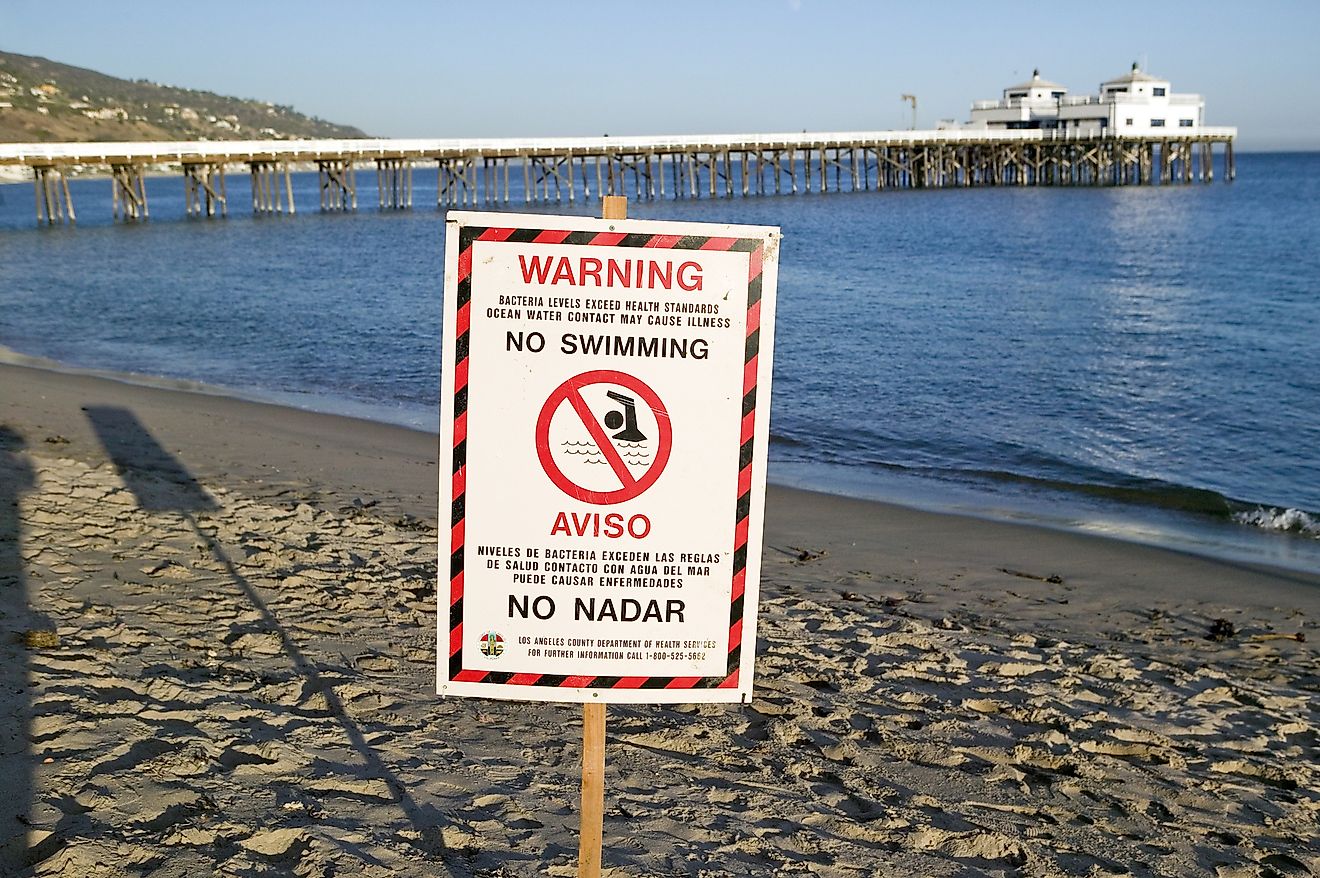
2 361 1317 877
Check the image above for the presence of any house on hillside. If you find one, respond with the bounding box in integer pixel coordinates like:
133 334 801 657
961 64 1206 136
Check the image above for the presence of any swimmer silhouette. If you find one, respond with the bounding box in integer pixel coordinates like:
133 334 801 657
604 391 647 442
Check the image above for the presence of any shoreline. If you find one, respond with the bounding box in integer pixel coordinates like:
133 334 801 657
4 344 1318 577
3 357 1318 875
3 355 1317 606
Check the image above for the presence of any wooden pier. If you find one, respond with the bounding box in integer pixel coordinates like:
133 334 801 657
0 128 1236 225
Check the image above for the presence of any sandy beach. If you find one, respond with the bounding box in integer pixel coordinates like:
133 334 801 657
2 359 1317 877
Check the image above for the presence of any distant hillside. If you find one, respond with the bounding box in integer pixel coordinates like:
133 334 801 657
0 50 368 143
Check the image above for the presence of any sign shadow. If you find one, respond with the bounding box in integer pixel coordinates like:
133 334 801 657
81 407 454 863
83 406 218 512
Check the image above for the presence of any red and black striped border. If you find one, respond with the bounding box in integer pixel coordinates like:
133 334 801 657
448 224 766 693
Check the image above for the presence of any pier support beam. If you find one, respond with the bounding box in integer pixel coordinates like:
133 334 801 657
317 160 357 211
482 157 512 205
604 153 654 201
111 164 149 221
249 161 293 215
439 157 475 207
32 165 75 225
376 158 413 209
183 163 227 218
527 154 575 203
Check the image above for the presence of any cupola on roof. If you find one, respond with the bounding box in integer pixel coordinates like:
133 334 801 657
1102 62 1166 86
1005 68 1067 92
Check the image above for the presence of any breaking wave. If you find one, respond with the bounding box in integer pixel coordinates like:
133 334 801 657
1232 507 1320 538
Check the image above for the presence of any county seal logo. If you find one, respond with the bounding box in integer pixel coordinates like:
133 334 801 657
479 631 505 657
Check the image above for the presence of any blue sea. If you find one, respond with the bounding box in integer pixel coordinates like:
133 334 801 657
2 152 1318 572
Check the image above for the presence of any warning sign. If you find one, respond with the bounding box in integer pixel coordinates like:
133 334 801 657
438 212 780 704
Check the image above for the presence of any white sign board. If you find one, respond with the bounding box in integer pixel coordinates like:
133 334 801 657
438 211 779 703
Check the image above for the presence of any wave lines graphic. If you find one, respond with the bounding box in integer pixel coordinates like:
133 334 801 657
559 437 652 469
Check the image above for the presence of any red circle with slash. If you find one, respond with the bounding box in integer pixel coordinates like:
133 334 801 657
535 370 672 505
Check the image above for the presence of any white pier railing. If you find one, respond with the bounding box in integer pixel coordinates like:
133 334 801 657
0 127 1237 166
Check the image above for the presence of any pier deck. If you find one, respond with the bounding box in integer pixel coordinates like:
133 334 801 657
1 127 1237 225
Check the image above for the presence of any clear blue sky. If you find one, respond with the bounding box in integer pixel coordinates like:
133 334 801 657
3 0 1316 150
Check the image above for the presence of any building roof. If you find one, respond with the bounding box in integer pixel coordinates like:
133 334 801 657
1005 69 1068 92
1102 62 1166 86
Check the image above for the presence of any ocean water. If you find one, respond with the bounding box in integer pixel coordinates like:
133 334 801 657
2 152 1318 571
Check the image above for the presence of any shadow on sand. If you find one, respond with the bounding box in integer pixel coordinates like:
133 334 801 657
84 405 218 513
1 426 40 873
81 406 452 864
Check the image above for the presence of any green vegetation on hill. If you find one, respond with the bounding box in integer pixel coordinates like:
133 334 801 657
0 50 368 143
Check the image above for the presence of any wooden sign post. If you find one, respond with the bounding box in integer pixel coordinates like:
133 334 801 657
578 193 627 878
579 700 606 877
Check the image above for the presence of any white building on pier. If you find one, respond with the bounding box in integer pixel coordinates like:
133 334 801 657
962 64 1206 137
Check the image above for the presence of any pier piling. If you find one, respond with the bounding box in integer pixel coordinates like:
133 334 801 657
32 165 74 225
317 160 357 211
110 164 149 221
183 163 227 218
248 161 292 215
376 158 413 209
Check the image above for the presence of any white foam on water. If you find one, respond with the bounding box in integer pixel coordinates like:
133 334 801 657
1233 507 1320 538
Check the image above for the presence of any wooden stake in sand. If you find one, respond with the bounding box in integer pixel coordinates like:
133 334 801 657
578 193 628 878
579 700 606 878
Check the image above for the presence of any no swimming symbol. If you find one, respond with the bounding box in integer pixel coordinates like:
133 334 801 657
535 370 672 505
